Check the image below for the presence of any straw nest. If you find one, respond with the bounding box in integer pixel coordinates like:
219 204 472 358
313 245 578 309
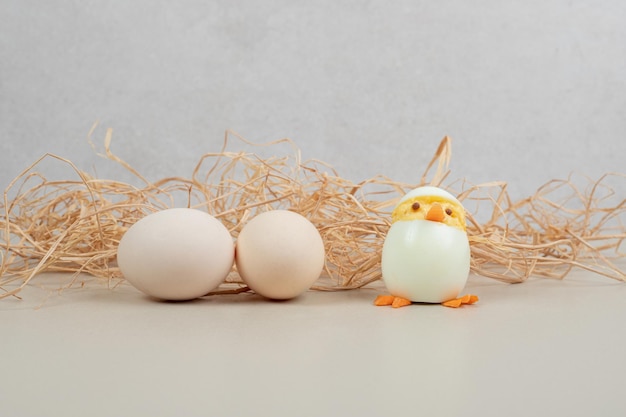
1 130 624 300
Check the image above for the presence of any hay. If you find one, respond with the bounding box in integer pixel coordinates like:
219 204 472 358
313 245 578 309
1 130 624 300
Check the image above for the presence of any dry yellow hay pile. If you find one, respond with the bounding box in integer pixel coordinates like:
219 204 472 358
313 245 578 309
1 130 624 300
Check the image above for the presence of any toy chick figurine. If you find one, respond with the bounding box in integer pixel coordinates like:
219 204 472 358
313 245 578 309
375 186 478 308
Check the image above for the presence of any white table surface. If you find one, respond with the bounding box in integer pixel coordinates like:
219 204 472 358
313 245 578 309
2 269 625 417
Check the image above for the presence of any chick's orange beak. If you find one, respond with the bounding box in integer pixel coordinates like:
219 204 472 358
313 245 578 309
425 203 445 222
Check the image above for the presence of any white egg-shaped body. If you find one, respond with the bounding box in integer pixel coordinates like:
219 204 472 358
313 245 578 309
117 208 234 301
381 220 470 303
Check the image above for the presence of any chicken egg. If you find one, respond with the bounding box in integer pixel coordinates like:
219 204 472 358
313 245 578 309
117 208 234 301
235 210 325 300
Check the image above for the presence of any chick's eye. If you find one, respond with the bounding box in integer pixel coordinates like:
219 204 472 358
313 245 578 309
445 208 453 216
411 202 420 211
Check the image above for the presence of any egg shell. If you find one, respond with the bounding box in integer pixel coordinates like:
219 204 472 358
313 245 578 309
117 208 234 301
235 210 325 300
381 220 470 303
397 185 461 206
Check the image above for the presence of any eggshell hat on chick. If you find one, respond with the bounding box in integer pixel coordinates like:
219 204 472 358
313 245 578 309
396 185 462 206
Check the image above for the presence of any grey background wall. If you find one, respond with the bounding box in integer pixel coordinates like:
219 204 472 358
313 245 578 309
1 0 624 201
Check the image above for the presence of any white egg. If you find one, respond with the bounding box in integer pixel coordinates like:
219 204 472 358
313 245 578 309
382 221 470 303
235 210 325 300
381 186 471 303
117 208 234 301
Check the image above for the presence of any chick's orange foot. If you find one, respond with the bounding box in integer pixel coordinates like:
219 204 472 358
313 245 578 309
374 294 479 308
441 294 479 308
373 295 412 308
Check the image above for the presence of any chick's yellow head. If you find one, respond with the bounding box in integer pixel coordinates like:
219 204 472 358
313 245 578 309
391 186 467 232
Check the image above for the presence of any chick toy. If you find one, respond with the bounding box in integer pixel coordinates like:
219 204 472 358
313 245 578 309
375 186 478 308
